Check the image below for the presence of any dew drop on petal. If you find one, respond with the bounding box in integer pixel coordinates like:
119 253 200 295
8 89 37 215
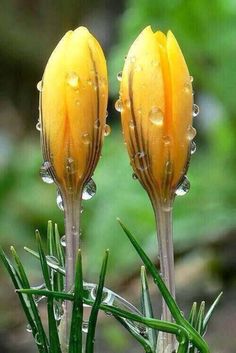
115 99 123 112
175 176 190 196
117 71 122 81
190 76 194 83
193 103 199 117
37 80 43 92
82 178 96 200
162 135 171 146
56 190 64 211
129 120 136 129
40 161 54 184
67 72 79 89
134 151 149 171
191 141 197 155
187 125 197 141
36 121 41 131
149 107 164 126
82 132 90 145
104 124 111 137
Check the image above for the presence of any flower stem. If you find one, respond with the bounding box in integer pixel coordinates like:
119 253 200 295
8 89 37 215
154 201 176 353
60 191 82 352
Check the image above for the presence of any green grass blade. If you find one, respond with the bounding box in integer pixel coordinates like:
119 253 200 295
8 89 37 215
117 220 210 353
140 266 157 351
55 224 65 267
114 315 154 353
47 221 56 256
36 231 62 353
85 250 109 353
69 249 83 353
196 302 205 334
10 246 49 352
188 302 197 327
202 292 223 335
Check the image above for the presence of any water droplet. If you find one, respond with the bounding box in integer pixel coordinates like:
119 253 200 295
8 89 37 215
132 173 138 180
124 99 131 109
105 110 108 118
187 125 197 141
54 300 64 321
82 178 96 200
175 176 190 196
191 141 197 155
37 80 43 92
82 321 89 333
134 151 149 171
40 161 54 184
60 235 66 247
162 135 171 146
26 324 32 333
193 104 199 117
82 132 90 145
34 333 42 345
36 121 41 131
56 190 64 211
165 161 172 175
46 255 60 270
115 99 123 112
94 119 100 129
66 72 79 89
129 120 136 129
190 76 194 83
184 82 191 94
104 124 111 137
117 71 122 81
149 106 164 126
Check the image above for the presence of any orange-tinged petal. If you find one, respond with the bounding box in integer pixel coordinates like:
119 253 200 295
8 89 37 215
119 26 194 205
41 27 108 196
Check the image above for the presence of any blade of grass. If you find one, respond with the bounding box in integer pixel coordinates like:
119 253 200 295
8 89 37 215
69 249 83 353
140 266 157 351
196 302 205 334
54 224 65 294
85 250 109 353
188 302 197 328
36 230 62 353
10 246 49 352
117 219 210 353
203 292 223 334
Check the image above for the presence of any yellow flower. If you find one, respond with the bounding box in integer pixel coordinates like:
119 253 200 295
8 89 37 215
119 26 195 206
40 27 108 197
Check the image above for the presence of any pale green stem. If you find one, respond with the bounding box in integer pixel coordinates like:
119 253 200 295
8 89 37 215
154 200 176 353
60 191 82 352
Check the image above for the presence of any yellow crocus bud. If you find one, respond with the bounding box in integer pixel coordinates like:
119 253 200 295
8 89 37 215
39 27 108 197
119 26 196 207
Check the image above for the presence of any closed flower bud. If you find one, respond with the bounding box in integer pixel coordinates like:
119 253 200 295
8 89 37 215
40 27 108 197
119 26 194 206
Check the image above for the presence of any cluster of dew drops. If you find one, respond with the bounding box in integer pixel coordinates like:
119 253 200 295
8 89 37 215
114 70 199 197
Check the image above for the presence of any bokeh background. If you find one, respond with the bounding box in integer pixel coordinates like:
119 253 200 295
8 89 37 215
0 0 236 352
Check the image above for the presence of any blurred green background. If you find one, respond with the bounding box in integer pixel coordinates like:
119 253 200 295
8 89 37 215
0 0 236 352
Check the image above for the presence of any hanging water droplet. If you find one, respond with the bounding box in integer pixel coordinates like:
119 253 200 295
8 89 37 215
175 176 190 196
149 106 164 126
40 161 54 184
190 76 194 83
82 178 96 200
34 333 42 346
82 321 89 333
192 103 199 117
94 119 100 129
66 72 79 89
187 125 197 141
46 255 60 270
115 99 123 112
134 151 149 171
82 132 90 145
117 71 122 81
26 324 32 333
53 300 64 321
129 120 136 129
191 141 197 155
132 173 138 180
56 190 64 211
36 121 41 131
162 135 171 146
104 124 111 137
60 235 66 247
37 80 43 92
